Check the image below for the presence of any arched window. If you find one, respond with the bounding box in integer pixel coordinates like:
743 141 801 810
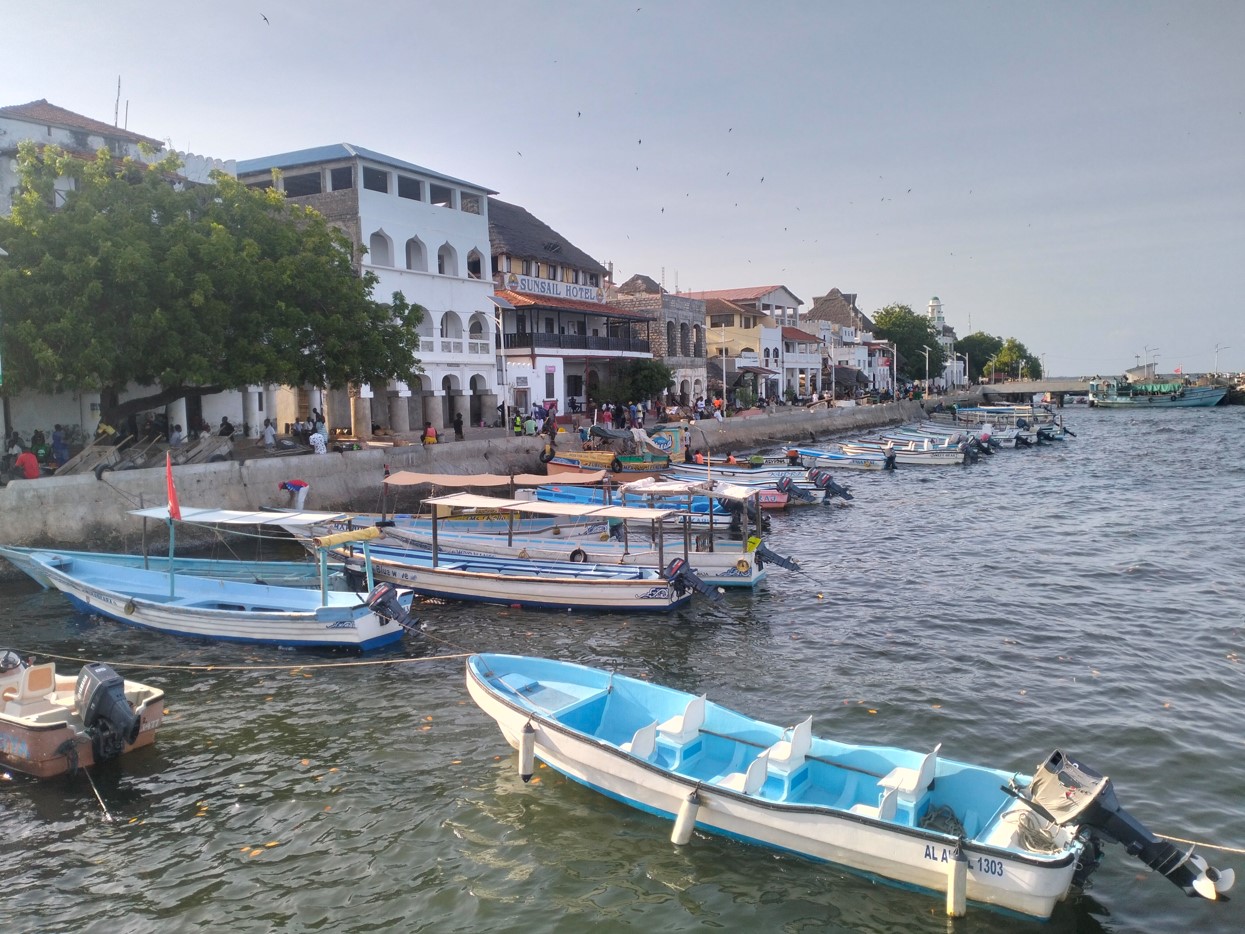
680 323 691 357
439 312 464 340
466 248 485 279
666 321 676 354
437 243 458 277
693 324 704 357
368 230 393 267
405 237 427 271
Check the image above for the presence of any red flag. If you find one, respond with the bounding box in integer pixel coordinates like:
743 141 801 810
1173 365 1182 374
165 452 182 520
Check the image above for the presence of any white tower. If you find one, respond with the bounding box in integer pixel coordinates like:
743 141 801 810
927 296 945 331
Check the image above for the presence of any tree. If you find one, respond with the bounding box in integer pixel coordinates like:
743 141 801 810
871 303 945 381
957 332 1004 383
991 337 1040 380
0 142 423 426
594 359 674 406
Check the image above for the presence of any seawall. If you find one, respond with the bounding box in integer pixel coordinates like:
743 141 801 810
0 397 947 558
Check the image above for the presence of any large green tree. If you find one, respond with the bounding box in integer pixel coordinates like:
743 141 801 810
594 359 674 406
956 332 1004 383
871 303 945 381
0 142 423 425
984 337 1041 381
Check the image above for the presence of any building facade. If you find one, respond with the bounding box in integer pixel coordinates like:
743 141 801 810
608 274 707 405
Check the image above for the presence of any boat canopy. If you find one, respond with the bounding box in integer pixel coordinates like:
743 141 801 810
617 477 762 504
422 492 676 522
129 506 348 526
384 470 608 487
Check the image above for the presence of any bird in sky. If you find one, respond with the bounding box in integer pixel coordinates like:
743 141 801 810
517 151 522 157
261 13 269 24
760 177 765 183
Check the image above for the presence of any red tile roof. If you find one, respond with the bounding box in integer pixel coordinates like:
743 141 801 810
495 290 654 320
0 99 163 147
782 326 821 342
681 286 784 302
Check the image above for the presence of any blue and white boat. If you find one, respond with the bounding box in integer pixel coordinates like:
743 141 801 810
14 549 414 650
467 654 1233 920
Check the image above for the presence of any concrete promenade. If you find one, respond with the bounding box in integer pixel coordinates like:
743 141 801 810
0 396 946 556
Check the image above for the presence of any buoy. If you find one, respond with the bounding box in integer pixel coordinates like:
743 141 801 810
518 722 536 782
735 559 749 573
946 843 967 917
671 789 701 845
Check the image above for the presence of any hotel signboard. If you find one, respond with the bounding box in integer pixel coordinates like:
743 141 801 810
505 273 604 304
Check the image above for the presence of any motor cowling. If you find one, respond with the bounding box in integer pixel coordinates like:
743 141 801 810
364 583 423 634
75 663 141 762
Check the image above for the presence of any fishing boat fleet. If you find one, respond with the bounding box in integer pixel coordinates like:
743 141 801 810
2 407 1233 922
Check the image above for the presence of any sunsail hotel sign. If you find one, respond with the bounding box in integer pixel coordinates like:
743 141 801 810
505 273 604 304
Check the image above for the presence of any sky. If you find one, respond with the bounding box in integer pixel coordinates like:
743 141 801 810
3 0 1243 376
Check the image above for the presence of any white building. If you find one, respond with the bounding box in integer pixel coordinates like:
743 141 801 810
237 145 500 434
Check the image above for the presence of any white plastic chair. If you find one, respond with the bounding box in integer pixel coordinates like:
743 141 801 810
657 694 706 744
849 786 898 821
767 716 812 772
878 743 941 805
720 749 771 796
621 721 658 760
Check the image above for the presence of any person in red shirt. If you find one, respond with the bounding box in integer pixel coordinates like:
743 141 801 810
13 449 40 480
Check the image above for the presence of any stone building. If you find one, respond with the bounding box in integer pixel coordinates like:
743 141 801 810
608 274 707 404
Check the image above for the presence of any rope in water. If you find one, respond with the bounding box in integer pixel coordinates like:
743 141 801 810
1152 834 1245 855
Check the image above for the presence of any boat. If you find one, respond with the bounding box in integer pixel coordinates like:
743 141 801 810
1087 378 1227 408
325 539 705 613
543 424 684 482
790 447 895 471
374 485 798 589
16 548 417 650
466 654 1235 920
838 440 968 466
1 649 164 778
0 545 336 590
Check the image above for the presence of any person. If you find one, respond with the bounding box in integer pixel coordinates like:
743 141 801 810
51 425 70 464
6 432 23 473
219 417 235 438
601 406 613 429
713 405 724 424
452 412 464 441
309 430 327 455
260 418 276 451
726 452 738 465
30 428 46 449
512 412 523 437
422 422 438 445
683 445 693 464
523 415 538 436
693 449 705 465
13 447 40 480
278 478 309 509
168 424 185 448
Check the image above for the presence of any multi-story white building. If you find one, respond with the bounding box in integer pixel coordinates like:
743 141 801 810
237 145 500 434
926 296 964 388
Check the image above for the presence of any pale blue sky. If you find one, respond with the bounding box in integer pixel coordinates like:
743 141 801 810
4 1 1242 375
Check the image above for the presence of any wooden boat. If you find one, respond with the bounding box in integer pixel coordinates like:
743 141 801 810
1087 378 1226 408
838 440 968 466
546 451 671 482
1 650 164 778
790 447 893 471
0 545 334 590
467 654 1234 920
325 540 701 612
19 549 415 650
373 486 798 589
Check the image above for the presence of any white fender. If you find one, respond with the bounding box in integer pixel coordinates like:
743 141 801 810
671 790 700 845
519 722 536 783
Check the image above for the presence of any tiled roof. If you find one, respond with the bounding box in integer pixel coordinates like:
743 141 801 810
782 326 821 342
682 285 785 303
236 143 493 193
489 198 607 276
617 273 662 294
703 298 748 316
0 99 163 147
495 290 654 320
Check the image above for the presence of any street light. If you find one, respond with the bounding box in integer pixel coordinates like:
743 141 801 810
920 345 931 392
955 351 969 388
1215 343 1230 373
1144 345 1159 377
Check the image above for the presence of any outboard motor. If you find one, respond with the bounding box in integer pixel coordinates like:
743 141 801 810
776 476 816 504
1025 750 1234 902
664 558 721 602
814 472 853 501
74 663 141 762
751 542 801 571
364 583 423 634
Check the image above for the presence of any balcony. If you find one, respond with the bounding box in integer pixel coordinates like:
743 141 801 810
503 332 651 354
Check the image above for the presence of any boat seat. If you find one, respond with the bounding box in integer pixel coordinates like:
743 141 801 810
719 749 770 796
850 787 898 821
2 663 59 717
878 743 941 805
657 693 706 744
767 715 812 772
621 721 658 761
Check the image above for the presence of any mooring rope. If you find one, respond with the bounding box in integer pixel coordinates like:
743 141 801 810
1153 834 1245 856
13 648 473 673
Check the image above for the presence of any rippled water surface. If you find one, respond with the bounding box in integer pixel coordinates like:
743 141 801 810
3 407 1243 933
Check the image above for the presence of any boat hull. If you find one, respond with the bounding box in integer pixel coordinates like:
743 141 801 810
546 457 670 483
467 655 1082 920
31 553 404 650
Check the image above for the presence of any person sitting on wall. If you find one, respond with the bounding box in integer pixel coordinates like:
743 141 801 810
12 447 41 480
422 422 438 445
693 450 705 465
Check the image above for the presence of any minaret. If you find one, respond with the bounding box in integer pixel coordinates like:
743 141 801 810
927 296 944 331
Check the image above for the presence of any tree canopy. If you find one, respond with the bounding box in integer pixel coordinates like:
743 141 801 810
871 303 946 381
0 142 423 423
956 332 1004 383
593 359 674 405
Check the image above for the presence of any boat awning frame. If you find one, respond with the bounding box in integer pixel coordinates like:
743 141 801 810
129 506 349 526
